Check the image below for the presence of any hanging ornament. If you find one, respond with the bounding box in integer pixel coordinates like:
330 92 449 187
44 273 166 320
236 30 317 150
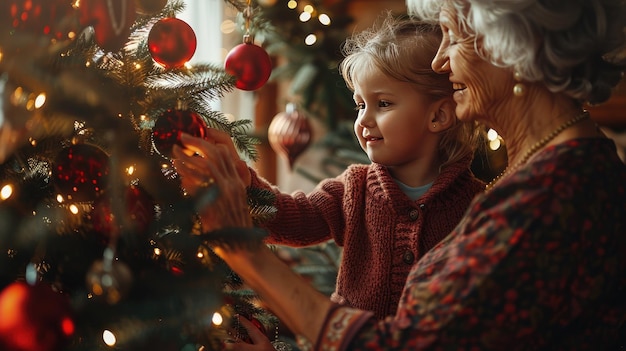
224 38 272 91
224 1 272 91
134 0 168 15
79 0 137 52
91 185 155 243
268 103 312 169
0 282 74 351
85 256 133 305
4 0 77 40
148 17 197 69
52 143 110 202
152 106 207 158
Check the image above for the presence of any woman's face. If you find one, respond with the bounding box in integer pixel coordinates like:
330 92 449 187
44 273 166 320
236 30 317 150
431 5 513 122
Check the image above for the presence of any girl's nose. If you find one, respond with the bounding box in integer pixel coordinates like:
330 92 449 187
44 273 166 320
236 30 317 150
356 109 375 128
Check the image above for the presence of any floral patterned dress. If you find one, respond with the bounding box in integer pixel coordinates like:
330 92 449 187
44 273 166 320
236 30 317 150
314 137 626 351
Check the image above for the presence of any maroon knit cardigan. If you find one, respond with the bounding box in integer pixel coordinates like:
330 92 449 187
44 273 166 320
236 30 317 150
249 156 484 319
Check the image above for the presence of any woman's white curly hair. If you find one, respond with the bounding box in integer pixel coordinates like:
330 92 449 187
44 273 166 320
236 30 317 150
407 0 626 105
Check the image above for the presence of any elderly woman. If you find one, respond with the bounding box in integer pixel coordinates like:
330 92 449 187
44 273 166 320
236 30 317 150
173 0 626 349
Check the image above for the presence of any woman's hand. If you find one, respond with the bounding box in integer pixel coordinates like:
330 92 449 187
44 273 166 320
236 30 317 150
173 133 332 346
172 133 253 232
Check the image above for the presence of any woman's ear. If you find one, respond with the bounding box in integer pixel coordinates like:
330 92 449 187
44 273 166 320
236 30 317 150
428 98 456 132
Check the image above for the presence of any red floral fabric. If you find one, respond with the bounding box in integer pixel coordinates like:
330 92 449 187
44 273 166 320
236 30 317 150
316 137 626 350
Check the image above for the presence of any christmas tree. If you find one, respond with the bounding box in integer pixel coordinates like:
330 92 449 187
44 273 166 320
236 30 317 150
0 1 279 350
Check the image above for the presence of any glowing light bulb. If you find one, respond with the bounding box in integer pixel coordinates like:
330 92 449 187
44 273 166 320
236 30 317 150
305 34 317 46
212 312 223 325
299 11 311 22
489 138 502 151
1 184 13 200
287 0 297 9
34 93 46 109
103 330 117 346
318 14 331 25
487 128 499 141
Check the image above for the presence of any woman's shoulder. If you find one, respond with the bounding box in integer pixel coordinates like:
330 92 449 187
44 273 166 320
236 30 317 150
543 136 625 176
487 136 625 206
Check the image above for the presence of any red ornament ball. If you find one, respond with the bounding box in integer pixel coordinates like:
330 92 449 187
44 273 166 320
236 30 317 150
92 185 155 242
152 109 207 158
53 143 110 202
224 42 272 91
4 0 76 40
148 17 197 69
0 282 74 351
79 0 136 52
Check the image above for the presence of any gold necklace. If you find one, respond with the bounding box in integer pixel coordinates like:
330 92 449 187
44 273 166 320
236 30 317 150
485 110 589 190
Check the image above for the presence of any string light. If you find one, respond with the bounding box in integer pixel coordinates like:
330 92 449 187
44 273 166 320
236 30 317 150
212 312 223 325
486 128 503 151
489 138 502 151
0 184 12 200
304 34 317 46
102 330 117 346
287 0 297 10
299 11 311 22
318 14 331 25
34 93 46 109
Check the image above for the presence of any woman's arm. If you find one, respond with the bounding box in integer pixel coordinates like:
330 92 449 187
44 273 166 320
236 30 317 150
215 243 332 344
172 133 331 344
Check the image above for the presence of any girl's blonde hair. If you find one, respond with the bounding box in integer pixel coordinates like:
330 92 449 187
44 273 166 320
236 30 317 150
339 13 481 169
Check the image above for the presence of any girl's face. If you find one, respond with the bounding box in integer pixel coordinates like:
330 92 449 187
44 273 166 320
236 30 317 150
352 67 440 167
431 5 513 122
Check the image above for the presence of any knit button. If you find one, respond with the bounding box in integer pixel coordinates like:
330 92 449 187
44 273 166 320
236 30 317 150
408 208 419 221
402 250 415 265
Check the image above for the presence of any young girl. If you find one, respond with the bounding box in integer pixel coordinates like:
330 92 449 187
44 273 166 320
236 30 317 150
178 13 484 320
253 13 483 319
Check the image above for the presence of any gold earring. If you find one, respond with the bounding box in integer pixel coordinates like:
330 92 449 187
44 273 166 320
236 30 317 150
513 71 526 97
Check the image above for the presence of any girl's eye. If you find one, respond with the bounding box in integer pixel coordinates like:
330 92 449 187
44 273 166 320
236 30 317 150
354 102 365 111
379 100 391 108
